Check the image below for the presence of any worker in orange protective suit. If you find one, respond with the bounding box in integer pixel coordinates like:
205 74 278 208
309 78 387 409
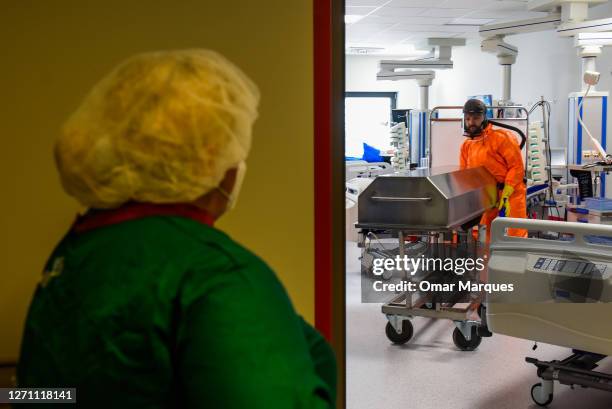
459 99 527 242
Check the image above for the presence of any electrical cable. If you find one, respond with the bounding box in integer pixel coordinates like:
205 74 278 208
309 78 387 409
489 120 527 149
366 232 392 252
544 99 554 203
528 99 555 219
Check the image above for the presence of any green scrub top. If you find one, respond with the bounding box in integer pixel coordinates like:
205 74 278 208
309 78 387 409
17 212 336 408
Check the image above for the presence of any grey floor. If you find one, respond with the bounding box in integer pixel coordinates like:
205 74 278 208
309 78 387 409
346 241 612 409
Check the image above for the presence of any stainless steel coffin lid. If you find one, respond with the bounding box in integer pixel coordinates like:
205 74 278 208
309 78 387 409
356 166 498 231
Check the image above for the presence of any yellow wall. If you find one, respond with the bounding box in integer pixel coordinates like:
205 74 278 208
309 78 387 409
0 0 314 362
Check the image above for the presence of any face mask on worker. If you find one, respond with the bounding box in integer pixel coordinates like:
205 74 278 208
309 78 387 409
216 161 247 211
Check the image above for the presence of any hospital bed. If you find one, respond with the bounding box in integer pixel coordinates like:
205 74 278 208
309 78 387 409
345 161 395 241
486 217 612 406
346 177 375 242
345 160 393 181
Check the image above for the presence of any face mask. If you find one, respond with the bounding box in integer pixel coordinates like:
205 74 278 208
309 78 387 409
217 161 247 211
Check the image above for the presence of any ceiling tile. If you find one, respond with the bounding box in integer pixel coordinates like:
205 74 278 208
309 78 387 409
385 16 454 27
464 9 519 18
465 10 547 19
367 32 413 43
398 36 418 44
346 6 378 15
437 0 497 8
346 0 542 51
372 7 429 17
397 24 480 33
347 22 394 32
346 29 384 40
505 11 548 19
449 17 496 24
420 8 473 17
484 0 530 12
346 40 386 46
465 9 545 19
388 0 446 7
404 31 467 40
346 0 390 6
346 34 379 43
382 29 427 38
360 14 413 24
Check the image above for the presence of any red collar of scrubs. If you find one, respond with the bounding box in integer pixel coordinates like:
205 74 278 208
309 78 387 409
72 202 216 234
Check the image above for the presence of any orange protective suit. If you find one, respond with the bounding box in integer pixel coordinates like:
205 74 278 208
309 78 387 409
460 122 527 241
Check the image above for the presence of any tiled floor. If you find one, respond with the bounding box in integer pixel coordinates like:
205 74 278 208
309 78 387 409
346 241 612 409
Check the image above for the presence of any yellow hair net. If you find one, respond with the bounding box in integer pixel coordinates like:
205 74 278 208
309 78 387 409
55 49 260 208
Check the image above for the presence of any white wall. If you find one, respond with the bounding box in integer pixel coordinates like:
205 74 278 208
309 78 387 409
346 2 612 150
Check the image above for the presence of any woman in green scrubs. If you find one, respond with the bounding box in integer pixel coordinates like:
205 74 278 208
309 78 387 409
17 50 336 408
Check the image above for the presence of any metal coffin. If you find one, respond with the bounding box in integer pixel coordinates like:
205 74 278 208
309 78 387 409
356 166 497 231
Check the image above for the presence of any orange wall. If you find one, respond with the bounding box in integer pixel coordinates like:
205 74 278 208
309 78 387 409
0 0 314 362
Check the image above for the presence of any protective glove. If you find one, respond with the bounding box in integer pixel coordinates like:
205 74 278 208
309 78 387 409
498 184 514 217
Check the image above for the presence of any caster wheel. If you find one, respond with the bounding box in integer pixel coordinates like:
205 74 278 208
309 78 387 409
385 320 413 344
452 327 482 351
531 383 553 407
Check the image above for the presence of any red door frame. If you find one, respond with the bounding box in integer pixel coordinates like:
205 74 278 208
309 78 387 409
314 0 345 404
313 0 344 342
314 0 333 341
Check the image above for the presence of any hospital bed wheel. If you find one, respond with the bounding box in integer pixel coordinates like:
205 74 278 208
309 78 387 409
530 383 553 407
452 327 481 351
385 320 413 344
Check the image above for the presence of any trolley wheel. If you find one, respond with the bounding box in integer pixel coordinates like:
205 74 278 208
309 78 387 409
530 383 553 407
385 320 413 345
452 327 482 351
